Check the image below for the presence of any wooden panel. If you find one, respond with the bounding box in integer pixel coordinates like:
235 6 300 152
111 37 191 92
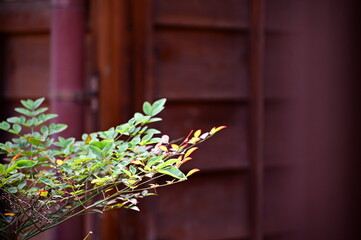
265 0 297 32
264 34 294 99
264 103 292 167
154 0 249 29
154 172 250 240
156 102 249 171
154 29 249 100
0 1 50 33
263 170 296 235
2 35 50 98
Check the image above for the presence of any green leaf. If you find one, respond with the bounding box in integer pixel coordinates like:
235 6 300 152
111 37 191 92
157 158 179 169
140 133 153 145
158 167 186 180
146 155 164 167
41 126 49 136
12 124 21 134
0 164 5 174
20 99 34 110
27 137 42 146
39 177 55 186
6 116 20 123
89 145 104 159
33 107 48 116
145 128 161 135
15 107 33 117
15 160 37 169
142 101 152 115
0 121 10 131
38 113 58 123
147 117 162 123
18 180 27 189
49 123 67 134
33 97 45 109
151 98 166 116
130 135 141 146
7 187 18 193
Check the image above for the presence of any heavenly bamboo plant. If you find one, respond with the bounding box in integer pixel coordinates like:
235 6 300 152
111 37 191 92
0 98 224 240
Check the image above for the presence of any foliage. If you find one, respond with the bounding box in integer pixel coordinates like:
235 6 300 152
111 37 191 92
0 98 225 240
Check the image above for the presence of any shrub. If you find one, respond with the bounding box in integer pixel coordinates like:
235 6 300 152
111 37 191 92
0 98 224 240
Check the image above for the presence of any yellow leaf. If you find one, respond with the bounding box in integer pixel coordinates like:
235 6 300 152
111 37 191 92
56 159 64 165
158 145 168 152
188 137 200 144
4 212 15 216
186 168 200 177
131 160 144 166
85 135 92 144
171 144 179 150
181 157 192 164
194 129 202 138
210 126 227 135
184 147 198 158
39 190 49 197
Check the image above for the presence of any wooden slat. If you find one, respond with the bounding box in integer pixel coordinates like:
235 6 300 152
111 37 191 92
1 35 50 98
264 33 294 99
263 170 296 235
154 172 251 239
249 0 265 240
91 0 132 239
94 0 127 131
156 102 249 171
265 0 296 32
0 1 50 33
264 102 291 167
154 29 249 100
131 0 154 105
154 0 249 30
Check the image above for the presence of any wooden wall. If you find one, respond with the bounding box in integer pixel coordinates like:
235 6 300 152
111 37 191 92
0 0 302 240
95 0 299 240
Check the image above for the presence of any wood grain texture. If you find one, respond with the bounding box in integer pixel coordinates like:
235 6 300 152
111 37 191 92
154 29 249 100
0 1 50 33
154 172 251 240
1 35 50 98
154 0 249 30
156 102 249 171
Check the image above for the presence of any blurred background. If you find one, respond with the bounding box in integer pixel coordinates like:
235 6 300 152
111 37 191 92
0 0 359 240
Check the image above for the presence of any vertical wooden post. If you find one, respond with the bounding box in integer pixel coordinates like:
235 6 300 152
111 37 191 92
50 0 85 239
131 0 154 106
249 0 265 240
91 0 128 239
50 0 85 138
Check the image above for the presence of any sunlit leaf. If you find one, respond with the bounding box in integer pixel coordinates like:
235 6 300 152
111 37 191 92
158 167 186 180
33 97 45 109
142 101 152 115
150 98 166 116
194 129 202 138
186 168 200 177
210 125 227 135
15 107 32 116
39 190 49 197
184 147 198 158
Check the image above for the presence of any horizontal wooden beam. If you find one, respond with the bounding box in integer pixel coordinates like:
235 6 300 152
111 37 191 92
0 1 50 33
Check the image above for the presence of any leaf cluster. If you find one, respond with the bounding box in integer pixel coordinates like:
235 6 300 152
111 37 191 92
0 98 225 240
